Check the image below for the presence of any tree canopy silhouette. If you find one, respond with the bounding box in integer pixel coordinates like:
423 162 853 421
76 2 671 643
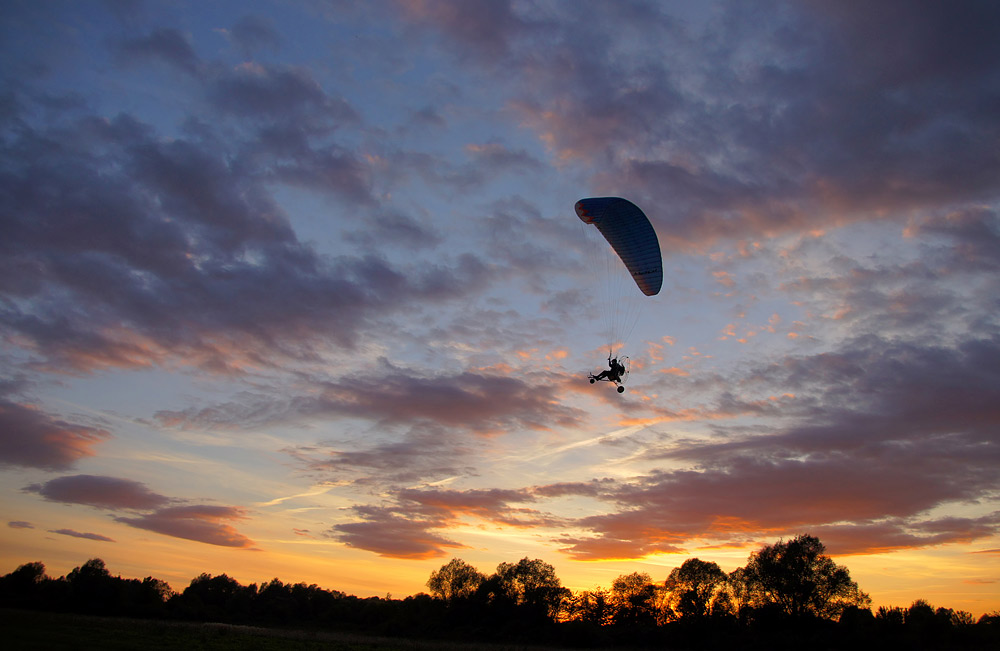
663 558 729 621
742 534 871 619
426 558 485 602
4 536 998 650
610 571 658 626
485 557 570 620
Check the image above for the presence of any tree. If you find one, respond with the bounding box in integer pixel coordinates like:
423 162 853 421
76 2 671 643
948 609 975 626
491 557 569 619
977 610 1000 626
0 562 49 607
876 605 906 627
724 566 755 622
256 578 295 622
3 562 47 591
904 599 967 634
139 576 173 603
609 572 658 626
66 558 110 583
179 572 255 621
426 558 485 602
743 534 870 619
126 576 173 616
663 558 729 620
563 587 613 625
66 558 118 613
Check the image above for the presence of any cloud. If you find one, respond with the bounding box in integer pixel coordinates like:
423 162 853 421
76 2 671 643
208 63 358 123
736 336 1000 451
906 207 1000 272
547 452 997 559
393 0 528 62
201 61 368 202
291 423 475 486
316 331 1000 562
0 400 110 470
49 528 116 543
264 142 373 204
343 209 443 251
687 3 998 228
0 95 493 374
330 484 557 557
116 505 254 548
405 105 447 131
4 28 522 376
25 475 255 548
547 335 1000 559
329 486 560 558
159 361 583 435
25 475 170 510
476 196 589 291
8 521 34 529
396 486 548 526
331 505 466 559
311 368 580 433
375 144 545 196
229 15 282 55
813 513 1000 556
465 142 544 175
807 0 1000 88
458 0 1000 251
114 28 202 76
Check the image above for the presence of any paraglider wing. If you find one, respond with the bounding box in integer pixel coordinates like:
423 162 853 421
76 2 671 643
575 197 662 296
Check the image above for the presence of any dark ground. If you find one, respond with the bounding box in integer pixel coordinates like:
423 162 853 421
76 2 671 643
0 609 574 651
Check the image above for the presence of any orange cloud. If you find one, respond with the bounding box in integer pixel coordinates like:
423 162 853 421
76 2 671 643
545 348 569 361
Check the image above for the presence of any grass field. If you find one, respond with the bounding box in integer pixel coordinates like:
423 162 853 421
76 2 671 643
0 609 557 650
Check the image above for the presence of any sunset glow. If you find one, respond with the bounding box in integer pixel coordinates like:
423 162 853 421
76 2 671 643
2 0 999 621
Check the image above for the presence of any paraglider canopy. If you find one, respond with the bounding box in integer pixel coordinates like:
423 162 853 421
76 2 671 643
575 197 662 297
576 197 661 392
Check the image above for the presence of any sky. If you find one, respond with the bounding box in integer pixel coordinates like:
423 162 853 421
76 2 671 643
2 0 999 617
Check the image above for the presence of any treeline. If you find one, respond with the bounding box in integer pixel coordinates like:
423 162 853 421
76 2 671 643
2 535 998 649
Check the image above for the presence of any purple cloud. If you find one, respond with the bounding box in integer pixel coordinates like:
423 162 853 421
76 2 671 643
8 521 34 529
0 400 110 470
116 505 254 548
329 486 561 559
393 0 528 62
343 209 443 252
549 335 1000 559
158 363 582 435
907 207 1000 272
318 331 1000 562
443 0 1000 251
291 423 475 486
229 15 282 55
49 528 116 543
114 28 202 76
0 100 494 373
25 475 171 510
208 64 357 122
24 475 255 549
331 505 466 559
